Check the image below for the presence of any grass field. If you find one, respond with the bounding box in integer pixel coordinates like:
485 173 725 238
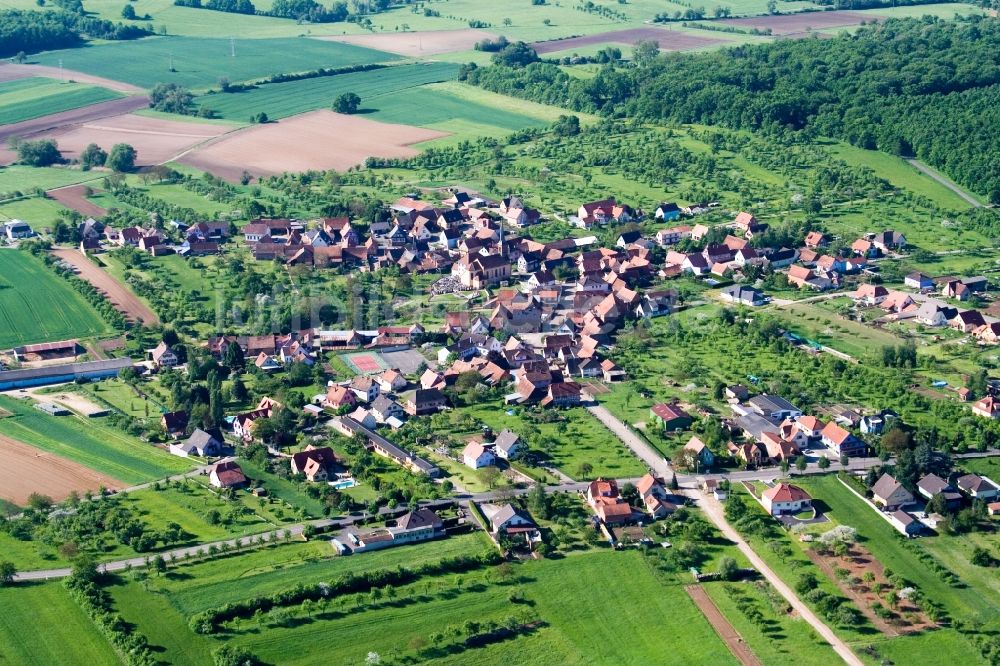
432 401 647 480
0 581 119 666
80 377 165 418
703 581 839 666
197 61 458 120
0 165 101 195
0 395 193 484
0 76 121 125
111 534 740 665
31 36 398 90
0 194 70 226
0 249 113 348
826 141 973 210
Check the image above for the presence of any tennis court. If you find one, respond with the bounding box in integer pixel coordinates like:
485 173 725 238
340 351 390 375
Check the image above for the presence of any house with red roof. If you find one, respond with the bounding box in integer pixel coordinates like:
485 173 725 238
761 483 812 516
650 403 693 431
820 421 865 457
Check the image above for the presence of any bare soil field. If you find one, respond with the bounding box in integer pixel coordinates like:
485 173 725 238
686 585 763 666
47 184 107 217
531 27 725 55
1 113 231 168
178 109 448 181
0 96 149 150
51 248 159 324
717 11 879 35
319 29 498 56
0 63 144 93
0 433 123 504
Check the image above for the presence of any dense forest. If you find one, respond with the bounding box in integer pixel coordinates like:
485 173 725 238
468 17 1000 202
0 8 150 57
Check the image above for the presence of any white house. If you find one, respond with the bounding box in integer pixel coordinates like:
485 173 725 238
463 441 496 469
492 429 523 460
761 483 812 516
871 473 914 510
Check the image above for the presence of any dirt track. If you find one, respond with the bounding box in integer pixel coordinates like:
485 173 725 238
0 433 123 505
686 585 763 666
51 248 159 324
0 96 149 150
48 184 108 217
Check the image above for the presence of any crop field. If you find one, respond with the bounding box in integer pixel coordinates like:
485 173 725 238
198 61 459 121
110 537 738 665
0 395 193 484
0 582 120 666
0 249 112 348
0 76 122 125
365 81 555 143
30 37 398 90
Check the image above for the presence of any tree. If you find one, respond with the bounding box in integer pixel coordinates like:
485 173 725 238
15 139 61 166
231 376 249 403
818 456 831 470
26 492 53 511
795 455 807 472
632 39 660 67
79 143 107 169
105 143 137 172
552 114 580 137
491 41 538 67
0 561 15 586
333 92 361 114
718 556 739 581
213 645 262 666
149 82 194 114
121 3 136 18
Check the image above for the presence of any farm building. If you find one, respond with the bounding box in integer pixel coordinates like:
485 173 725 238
0 358 136 390
11 340 80 362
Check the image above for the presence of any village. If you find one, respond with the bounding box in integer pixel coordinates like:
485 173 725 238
2 184 1000 666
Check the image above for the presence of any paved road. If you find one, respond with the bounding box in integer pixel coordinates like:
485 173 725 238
684 489 864 666
906 159 982 208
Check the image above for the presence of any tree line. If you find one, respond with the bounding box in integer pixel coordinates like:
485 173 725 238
172 0 391 22
466 17 1000 202
0 8 150 57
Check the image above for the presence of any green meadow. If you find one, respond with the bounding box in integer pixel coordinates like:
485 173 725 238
108 535 740 665
0 250 113 348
